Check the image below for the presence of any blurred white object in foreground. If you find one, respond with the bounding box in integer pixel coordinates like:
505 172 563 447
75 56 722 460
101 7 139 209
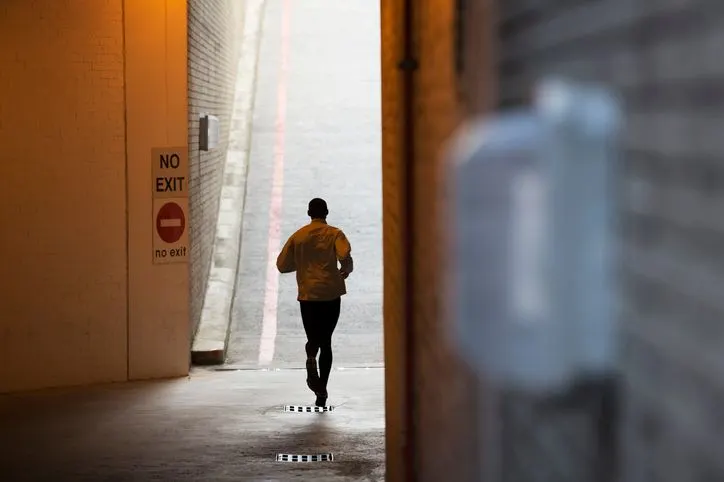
448 78 623 395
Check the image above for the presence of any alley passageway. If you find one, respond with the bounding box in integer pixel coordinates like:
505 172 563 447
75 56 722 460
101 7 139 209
5 0 724 478
226 0 383 370
0 0 385 480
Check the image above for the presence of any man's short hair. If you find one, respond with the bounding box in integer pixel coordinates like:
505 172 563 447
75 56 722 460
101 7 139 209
308 198 328 218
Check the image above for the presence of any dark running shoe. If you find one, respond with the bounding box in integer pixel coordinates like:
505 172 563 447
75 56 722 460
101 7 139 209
315 389 328 408
306 358 321 393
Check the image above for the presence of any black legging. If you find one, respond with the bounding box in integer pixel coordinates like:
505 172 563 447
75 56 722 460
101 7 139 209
299 298 341 390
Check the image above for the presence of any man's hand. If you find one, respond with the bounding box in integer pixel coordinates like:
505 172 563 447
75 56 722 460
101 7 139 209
339 255 353 280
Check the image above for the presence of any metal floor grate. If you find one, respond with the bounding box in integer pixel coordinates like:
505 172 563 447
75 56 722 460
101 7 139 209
284 405 335 413
276 453 334 463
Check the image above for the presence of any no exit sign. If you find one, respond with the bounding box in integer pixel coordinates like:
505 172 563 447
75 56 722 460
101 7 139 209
151 147 189 265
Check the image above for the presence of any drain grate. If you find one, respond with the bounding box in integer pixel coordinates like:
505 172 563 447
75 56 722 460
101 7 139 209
284 405 335 413
276 453 334 463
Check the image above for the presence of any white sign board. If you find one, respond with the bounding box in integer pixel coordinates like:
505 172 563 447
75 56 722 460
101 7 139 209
152 147 189 264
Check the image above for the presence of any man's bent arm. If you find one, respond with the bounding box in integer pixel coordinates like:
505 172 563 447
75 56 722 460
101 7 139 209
276 236 296 273
335 231 353 275
340 256 354 275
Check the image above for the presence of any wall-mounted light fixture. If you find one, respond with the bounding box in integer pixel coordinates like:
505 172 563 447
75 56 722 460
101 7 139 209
199 114 220 151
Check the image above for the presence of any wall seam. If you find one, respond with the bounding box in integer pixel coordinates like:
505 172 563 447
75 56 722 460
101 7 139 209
121 0 131 381
165 0 170 142
401 0 418 479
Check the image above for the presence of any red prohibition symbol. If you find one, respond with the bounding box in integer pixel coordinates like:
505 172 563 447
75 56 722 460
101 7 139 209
156 202 186 244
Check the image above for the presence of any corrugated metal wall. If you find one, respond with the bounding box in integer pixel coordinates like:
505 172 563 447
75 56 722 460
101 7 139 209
495 1 724 481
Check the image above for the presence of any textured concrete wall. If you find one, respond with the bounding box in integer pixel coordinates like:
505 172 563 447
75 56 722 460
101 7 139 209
495 0 724 480
187 0 246 334
618 2 724 479
0 0 128 392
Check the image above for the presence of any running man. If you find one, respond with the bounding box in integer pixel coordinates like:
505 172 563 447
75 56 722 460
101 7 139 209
276 198 354 407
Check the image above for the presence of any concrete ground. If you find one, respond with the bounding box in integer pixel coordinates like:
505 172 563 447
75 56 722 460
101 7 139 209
0 367 385 481
227 0 384 369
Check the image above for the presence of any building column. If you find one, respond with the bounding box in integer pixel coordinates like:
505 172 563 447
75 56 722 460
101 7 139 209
124 0 190 379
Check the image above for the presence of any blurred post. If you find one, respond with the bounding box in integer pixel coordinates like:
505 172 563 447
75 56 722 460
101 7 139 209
446 78 623 481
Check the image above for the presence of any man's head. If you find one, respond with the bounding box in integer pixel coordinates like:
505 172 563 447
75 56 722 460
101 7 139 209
308 198 328 220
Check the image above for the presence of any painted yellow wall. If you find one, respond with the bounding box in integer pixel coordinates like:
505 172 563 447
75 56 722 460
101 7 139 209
0 0 190 393
124 0 190 380
0 0 128 392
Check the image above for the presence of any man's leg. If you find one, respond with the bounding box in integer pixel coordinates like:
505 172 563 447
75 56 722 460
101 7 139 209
317 297 341 393
300 301 322 393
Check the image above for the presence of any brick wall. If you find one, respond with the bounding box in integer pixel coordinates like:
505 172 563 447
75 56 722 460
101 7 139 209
187 0 246 334
495 0 724 480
